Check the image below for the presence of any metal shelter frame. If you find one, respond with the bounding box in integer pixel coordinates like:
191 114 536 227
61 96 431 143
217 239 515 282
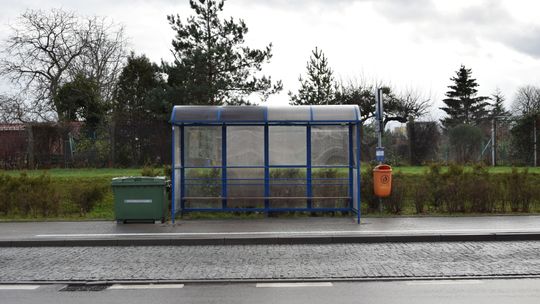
170 105 362 223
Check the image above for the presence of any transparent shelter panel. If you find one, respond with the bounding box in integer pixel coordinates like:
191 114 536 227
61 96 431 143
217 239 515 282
172 106 219 122
269 126 306 166
312 183 349 209
184 126 222 167
227 126 264 166
269 168 307 209
312 198 350 209
220 106 265 121
311 125 349 166
184 168 222 198
267 105 311 121
184 199 222 209
311 105 359 121
227 168 264 208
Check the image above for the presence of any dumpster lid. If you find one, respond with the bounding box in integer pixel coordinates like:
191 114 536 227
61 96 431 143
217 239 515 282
111 176 167 186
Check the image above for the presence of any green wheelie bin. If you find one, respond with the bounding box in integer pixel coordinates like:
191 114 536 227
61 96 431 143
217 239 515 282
111 176 167 223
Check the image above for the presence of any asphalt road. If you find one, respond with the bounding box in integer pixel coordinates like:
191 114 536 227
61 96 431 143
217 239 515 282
1 279 539 304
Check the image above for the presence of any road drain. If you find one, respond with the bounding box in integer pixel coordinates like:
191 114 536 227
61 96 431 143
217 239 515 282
60 284 110 292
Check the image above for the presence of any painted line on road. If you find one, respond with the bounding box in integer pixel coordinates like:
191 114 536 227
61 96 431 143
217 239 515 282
34 228 540 238
0 285 41 290
406 280 484 286
256 282 333 288
108 284 184 290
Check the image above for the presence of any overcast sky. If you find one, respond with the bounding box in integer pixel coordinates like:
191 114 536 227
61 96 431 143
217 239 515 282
1 0 540 119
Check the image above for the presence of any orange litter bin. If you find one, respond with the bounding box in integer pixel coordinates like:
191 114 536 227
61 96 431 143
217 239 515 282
373 164 392 198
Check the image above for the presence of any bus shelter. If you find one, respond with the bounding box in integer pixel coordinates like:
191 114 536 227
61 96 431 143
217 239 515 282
170 105 362 223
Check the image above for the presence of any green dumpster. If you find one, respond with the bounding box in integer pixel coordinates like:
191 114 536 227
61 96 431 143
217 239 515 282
111 176 167 223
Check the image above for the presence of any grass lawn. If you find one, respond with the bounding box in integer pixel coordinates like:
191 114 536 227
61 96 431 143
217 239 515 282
1 165 539 178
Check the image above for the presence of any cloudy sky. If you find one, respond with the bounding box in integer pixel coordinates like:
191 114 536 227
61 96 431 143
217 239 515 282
1 0 540 119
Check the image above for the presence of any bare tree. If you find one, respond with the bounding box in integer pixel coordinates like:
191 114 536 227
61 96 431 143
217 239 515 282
0 9 127 121
70 16 127 105
0 9 91 121
513 85 540 115
386 88 431 124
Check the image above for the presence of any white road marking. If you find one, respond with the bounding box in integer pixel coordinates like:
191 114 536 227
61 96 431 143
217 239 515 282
256 282 333 288
406 280 483 286
0 285 40 290
108 284 184 290
35 228 540 238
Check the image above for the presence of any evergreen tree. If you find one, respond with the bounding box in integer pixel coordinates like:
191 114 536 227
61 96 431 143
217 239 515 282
165 0 281 106
289 47 334 105
113 52 165 119
489 88 510 118
440 65 489 128
54 73 104 134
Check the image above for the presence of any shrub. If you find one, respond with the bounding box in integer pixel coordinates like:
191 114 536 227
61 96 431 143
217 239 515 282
442 164 466 213
385 173 405 214
360 163 378 212
411 176 430 214
141 166 159 177
70 183 107 215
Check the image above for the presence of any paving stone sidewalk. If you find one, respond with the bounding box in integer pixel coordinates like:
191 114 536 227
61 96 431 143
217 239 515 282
1 241 539 282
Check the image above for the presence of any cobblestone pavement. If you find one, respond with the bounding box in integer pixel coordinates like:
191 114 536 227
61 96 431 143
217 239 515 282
1 242 539 281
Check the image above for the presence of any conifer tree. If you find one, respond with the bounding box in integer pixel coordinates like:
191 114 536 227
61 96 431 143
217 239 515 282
289 47 335 105
440 65 489 128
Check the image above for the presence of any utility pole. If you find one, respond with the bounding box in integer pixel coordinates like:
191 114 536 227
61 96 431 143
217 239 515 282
375 88 384 213
534 115 538 167
491 118 496 166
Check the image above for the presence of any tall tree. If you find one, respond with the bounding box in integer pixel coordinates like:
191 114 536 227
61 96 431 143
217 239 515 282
54 73 104 134
289 47 334 105
489 88 510 118
512 85 540 116
440 65 489 128
165 0 281 106
0 9 127 121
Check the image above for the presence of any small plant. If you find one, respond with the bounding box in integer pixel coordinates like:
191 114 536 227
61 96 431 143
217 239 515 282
141 166 159 177
411 177 430 214
385 173 405 214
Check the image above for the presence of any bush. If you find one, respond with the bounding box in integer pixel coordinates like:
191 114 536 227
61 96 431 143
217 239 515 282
411 176 430 214
0 173 60 217
141 166 160 177
385 173 405 214
69 183 107 215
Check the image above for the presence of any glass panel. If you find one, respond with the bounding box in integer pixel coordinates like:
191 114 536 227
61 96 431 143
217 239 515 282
184 168 221 198
227 168 264 208
185 199 221 209
227 126 264 166
269 126 306 165
267 105 311 121
312 126 348 166
311 105 358 121
312 198 349 209
185 126 221 167
173 106 219 122
220 106 265 121
269 168 306 209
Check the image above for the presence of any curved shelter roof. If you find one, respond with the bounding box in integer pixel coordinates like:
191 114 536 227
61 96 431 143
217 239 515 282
170 105 361 125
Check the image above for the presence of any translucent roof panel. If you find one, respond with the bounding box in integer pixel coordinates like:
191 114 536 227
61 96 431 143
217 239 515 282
311 105 359 121
171 106 219 122
266 105 311 121
170 105 360 124
220 106 265 121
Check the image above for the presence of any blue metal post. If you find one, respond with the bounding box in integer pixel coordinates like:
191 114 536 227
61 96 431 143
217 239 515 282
348 124 354 211
356 123 362 224
171 125 176 224
180 126 186 214
264 124 270 212
306 125 312 209
222 125 227 210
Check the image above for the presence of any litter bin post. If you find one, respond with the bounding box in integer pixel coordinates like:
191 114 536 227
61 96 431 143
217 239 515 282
373 164 392 198
111 176 167 223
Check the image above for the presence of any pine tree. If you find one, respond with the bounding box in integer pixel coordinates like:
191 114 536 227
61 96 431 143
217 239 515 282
489 88 510 118
440 65 489 128
165 0 282 106
289 47 335 105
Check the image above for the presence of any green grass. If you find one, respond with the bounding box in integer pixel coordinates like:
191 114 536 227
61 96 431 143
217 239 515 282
2 166 539 179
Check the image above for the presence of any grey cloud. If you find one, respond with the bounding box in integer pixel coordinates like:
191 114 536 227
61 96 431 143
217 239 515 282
502 27 540 58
